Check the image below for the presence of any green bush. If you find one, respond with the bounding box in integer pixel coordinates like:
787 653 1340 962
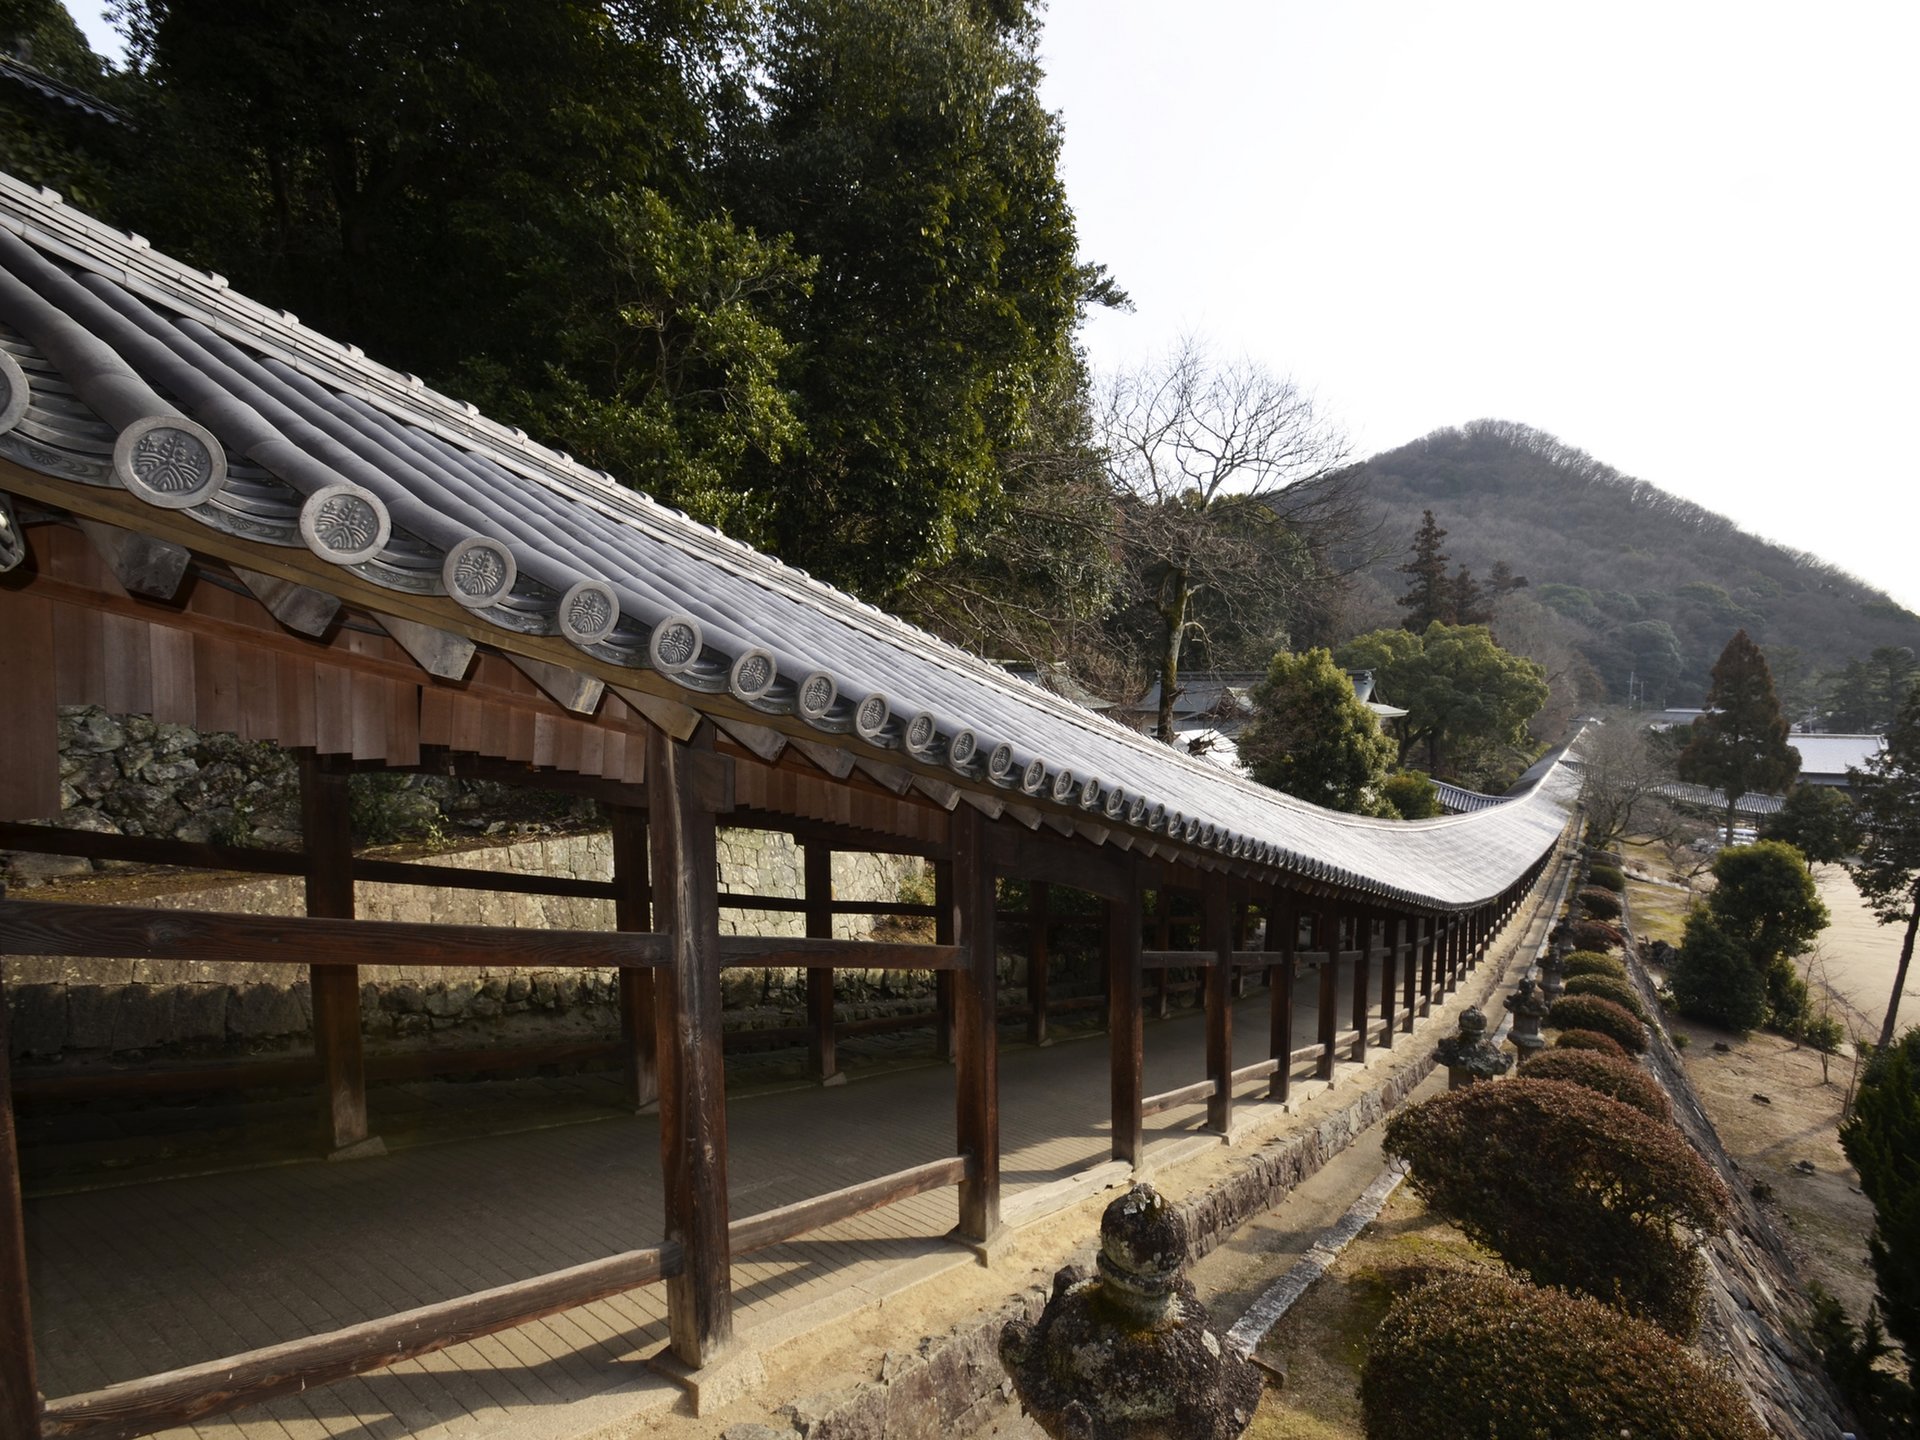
1561 950 1627 981
1549 994 1647 1054
1555 1028 1630 1059
1382 769 1442 820
1792 1011 1848 1054
1841 1029 1920 1404
1361 1270 1767 1440
1563 973 1650 1022
1587 863 1627 892
1569 919 1625 952
1383 1079 1728 1335
1579 886 1623 920
1669 910 1767 1032
1518 1049 1671 1121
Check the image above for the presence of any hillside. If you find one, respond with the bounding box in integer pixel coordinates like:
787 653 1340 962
1333 420 1920 715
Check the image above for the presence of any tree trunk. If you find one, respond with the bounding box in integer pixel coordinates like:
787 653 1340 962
1155 573 1191 745
1876 886 1920 1051
1724 793 1740 845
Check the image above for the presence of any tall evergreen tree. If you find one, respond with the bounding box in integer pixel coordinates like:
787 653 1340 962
1849 687 1920 1048
1839 1029 1920 1412
1241 648 1398 815
1678 630 1800 841
1397 510 1451 630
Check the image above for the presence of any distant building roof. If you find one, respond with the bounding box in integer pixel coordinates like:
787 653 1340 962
1791 733 1886 782
0 52 130 127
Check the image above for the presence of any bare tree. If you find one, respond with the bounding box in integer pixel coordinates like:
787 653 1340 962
1099 339 1354 742
1577 716 1676 850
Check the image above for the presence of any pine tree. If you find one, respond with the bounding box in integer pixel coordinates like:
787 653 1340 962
1397 511 1452 631
1839 1030 1920 1404
1678 630 1800 841
1850 686 1920 1048
1450 566 1489 626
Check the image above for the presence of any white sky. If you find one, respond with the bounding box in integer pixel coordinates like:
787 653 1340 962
63 3 1920 611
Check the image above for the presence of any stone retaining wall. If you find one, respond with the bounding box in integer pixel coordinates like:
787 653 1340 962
7 828 926 1062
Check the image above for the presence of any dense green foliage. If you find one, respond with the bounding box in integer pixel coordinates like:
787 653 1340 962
0 0 125 210
1669 910 1769 1032
1380 769 1441 820
1841 1028 1920 1415
1762 784 1861 865
1586 863 1627 891
1547 994 1646 1052
1579 885 1623 920
1517 1049 1671 1121
1561 950 1628 981
1360 1270 1767 1440
1338 622 1548 787
1698 840 1829 1026
1240 648 1397 813
1563 973 1649 1021
1849 689 1920 1048
1678 631 1801 839
1335 421 1920 711
1384 1079 1727 1335
1567 918 1624 952
1554 1028 1630 1058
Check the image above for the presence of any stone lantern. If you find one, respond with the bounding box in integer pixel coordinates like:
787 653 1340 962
1504 975 1548 1060
1435 1007 1512 1090
1539 924 1571 1001
1000 1183 1262 1440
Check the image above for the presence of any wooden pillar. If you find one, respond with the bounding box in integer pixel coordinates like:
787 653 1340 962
1229 902 1248 1001
1108 878 1144 1168
933 860 956 1062
1203 879 1234 1136
1027 881 1051 1047
1380 913 1399 1048
300 752 369 1155
611 806 658 1111
1445 916 1463 993
0 955 41 1440
804 844 838 1084
1269 888 1297 1102
950 805 1000 1246
1399 914 1417 1034
1419 915 1437 1014
1316 907 1340 1081
1350 910 1372 1063
1153 890 1172 1019
649 726 734 1367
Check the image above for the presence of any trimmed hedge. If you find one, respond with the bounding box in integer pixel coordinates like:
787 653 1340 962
1361 1270 1767 1439
1383 1079 1728 1335
1549 994 1647 1053
1555 1028 1630 1059
1564 973 1650 1022
1518 1049 1671 1122
1561 950 1628 981
1579 886 1623 920
1569 919 1625 952
1587 864 1627 892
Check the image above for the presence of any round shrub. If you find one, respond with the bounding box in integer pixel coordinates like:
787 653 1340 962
1569 919 1625 952
1579 886 1623 920
1360 1270 1767 1440
1669 910 1766 1033
1383 1079 1728 1335
1518 1049 1671 1122
1561 950 1627 981
1563 973 1650 1022
1554 1028 1629 1058
1549 994 1646 1053
1587 863 1627 892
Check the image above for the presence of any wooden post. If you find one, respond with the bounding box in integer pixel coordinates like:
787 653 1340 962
804 844 838 1084
1153 890 1172 1019
1203 879 1233 1136
0 955 41 1440
1269 887 1297 1102
1108 878 1144 1168
1380 912 1399 1048
950 805 1000 1247
300 752 370 1155
1419 914 1436 1014
1445 916 1462 993
1399 914 1417 1034
1316 907 1340 1081
1350 909 1372 1063
933 859 956 1062
648 726 735 1367
1027 880 1051 1047
1229 902 1248 1001
611 806 658 1110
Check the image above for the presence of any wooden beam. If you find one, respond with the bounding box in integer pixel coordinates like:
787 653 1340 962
1141 1078 1214 1116
804 844 836 1085
1270 888 1297 1103
507 654 604 716
38 1241 680 1440
611 806 657 1112
729 1155 969 1257
711 715 788 763
1351 911 1372 1064
0 956 39 1440
719 937 963 971
373 613 475 681
1203 878 1233 1136
301 753 368 1155
0 590 58 823
1316 908 1340 1081
950 804 999 1246
232 565 342 638
1027 881 1050 1047
648 724 734 1367
76 516 189 599
933 859 956 1063
1107 878 1143 1169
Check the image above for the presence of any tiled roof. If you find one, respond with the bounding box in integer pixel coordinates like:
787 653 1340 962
1790 733 1886 780
0 173 1575 910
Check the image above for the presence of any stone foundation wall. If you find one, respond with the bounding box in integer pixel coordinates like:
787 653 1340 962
7 828 927 1062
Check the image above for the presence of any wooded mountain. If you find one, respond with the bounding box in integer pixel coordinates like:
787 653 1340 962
1333 420 1920 717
